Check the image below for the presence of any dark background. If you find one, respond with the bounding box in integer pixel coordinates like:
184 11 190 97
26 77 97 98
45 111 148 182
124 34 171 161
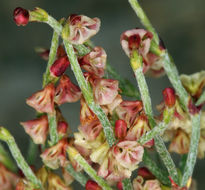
0 0 204 189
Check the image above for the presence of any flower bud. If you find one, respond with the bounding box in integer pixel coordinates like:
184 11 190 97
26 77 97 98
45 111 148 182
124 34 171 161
85 180 102 190
117 181 123 190
26 83 55 113
55 75 81 105
13 7 29 26
138 167 155 180
115 119 127 139
50 56 70 77
162 87 176 107
57 121 69 139
20 115 48 144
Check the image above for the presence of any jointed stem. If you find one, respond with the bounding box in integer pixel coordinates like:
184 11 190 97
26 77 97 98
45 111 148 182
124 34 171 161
0 127 43 189
128 0 201 186
63 40 116 147
130 50 179 184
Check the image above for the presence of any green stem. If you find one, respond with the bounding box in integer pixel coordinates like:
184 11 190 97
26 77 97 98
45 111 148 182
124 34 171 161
26 140 38 165
42 30 59 87
66 164 89 186
0 142 17 172
138 107 174 145
196 90 205 106
130 50 179 184
48 112 59 145
63 40 116 147
122 178 133 190
128 0 159 44
143 150 170 186
0 127 43 189
180 113 201 187
67 147 113 190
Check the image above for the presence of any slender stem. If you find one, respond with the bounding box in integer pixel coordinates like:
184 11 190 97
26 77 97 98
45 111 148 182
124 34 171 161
122 178 133 190
67 147 113 190
74 44 91 57
26 140 38 165
47 16 62 35
130 50 179 184
196 90 205 106
180 113 201 187
143 150 170 186
138 107 174 145
128 0 159 44
0 142 17 172
162 52 189 110
0 127 43 189
47 112 59 145
65 164 89 186
179 154 187 175
63 40 116 147
42 30 59 87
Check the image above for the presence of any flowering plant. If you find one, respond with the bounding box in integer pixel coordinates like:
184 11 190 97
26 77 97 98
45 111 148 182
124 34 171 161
0 1 204 189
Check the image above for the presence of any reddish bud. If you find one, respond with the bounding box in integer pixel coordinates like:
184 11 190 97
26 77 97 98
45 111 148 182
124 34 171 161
115 119 127 139
57 121 69 139
138 167 155 180
162 87 176 107
50 56 70 77
188 98 200 115
117 181 123 190
85 180 102 190
13 7 29 26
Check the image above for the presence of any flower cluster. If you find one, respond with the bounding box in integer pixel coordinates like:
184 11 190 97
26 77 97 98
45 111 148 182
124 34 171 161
157 72 205 158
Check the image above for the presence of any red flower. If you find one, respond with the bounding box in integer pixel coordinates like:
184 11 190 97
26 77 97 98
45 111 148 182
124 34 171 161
80 47 107 77
92 78 119 105
20 115 48 144
163 87 176 108
13 7 29 26
26 83 55 113
115 119 127 140
55 75 81 105
67 14 100 44
86 180 102 190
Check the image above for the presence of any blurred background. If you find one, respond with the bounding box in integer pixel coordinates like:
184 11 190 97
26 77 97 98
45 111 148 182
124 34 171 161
0 0 204 189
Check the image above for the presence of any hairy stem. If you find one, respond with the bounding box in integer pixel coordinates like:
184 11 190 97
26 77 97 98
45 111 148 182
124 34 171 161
67 147 113 190
0 142 17 172
130 50 179 184
0 127 43 189
66 164 89 186
48 112 59 145
196 90 205 106
63 40 116 147
180 113 201 187
138 107 174 145
143 150 170 186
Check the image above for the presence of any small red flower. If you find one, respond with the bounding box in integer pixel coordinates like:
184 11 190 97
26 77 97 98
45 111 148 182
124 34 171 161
57 121 69 139
41 138 69 169
80 46 107 77
117 181 123 190
120 29 152 58
86 180 102 190
115 119 127 140
163 87 176 107
50 56 70 77
79 119 102 141
26 83 55 113
67 14 100 44
55 75 81 105
13 7 29 26
20 115 48 144
92 78 119 105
